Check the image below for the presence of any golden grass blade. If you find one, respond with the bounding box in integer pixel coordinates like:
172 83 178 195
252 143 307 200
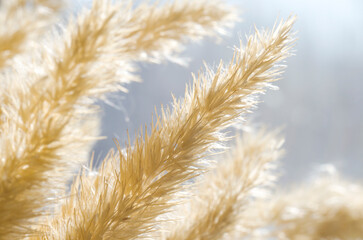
119 0 238 64
39 16 295 240
164 129 284 240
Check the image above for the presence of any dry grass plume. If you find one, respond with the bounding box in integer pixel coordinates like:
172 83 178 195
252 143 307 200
1 1 357 240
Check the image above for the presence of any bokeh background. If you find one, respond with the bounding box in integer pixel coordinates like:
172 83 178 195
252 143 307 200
77 0 363 184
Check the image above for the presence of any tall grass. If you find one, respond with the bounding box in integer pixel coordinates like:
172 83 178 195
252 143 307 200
1 0 361 239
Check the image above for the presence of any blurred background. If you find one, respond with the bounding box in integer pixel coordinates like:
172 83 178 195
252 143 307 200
78 0 363 184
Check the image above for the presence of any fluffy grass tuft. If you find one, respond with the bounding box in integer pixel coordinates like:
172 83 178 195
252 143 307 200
37 16 295 239
3 1 356 240
0 0 237 238
164 129 284 240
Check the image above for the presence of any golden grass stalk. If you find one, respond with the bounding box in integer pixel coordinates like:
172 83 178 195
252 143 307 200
119 0 238 64
263 172 363 239
0 0 237 121
39 16 295 240
0 1 126 236
164 129 284 240
0 0 65 69
0 0 239 238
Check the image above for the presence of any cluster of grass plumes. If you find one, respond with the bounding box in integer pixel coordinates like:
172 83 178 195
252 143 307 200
1 0 360 240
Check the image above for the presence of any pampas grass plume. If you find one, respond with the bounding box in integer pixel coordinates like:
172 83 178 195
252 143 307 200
5 1 360 240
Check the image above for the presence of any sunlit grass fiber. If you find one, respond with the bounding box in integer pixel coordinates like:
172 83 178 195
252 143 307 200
1 0 361 240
